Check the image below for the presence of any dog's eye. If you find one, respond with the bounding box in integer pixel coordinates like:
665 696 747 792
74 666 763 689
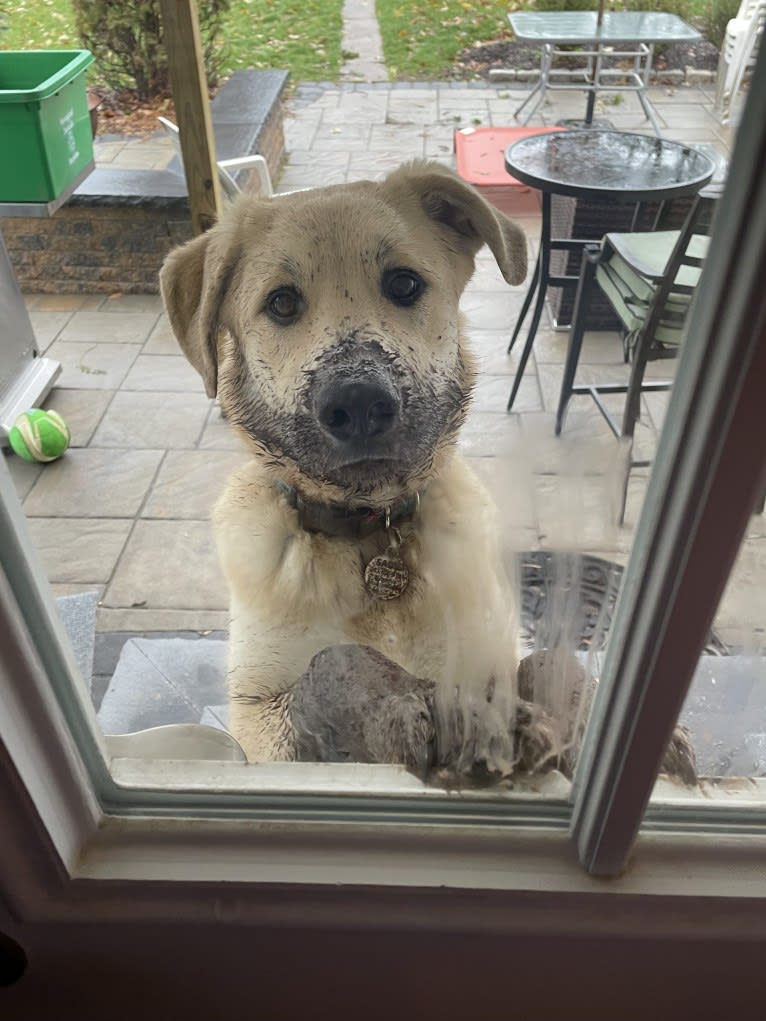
383 269 425 307
266 287 302 323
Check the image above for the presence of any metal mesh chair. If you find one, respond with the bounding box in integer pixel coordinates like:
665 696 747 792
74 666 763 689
554 185 722 521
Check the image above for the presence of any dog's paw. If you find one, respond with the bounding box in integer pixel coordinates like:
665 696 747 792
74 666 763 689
511 700 561 775
660 724 698 786
288 644 435 775
364 692 435 779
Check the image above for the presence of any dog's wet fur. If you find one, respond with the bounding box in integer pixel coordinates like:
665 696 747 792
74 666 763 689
161 160 536 766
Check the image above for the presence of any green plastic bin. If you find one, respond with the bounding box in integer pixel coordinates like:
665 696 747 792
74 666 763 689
0 50 94 203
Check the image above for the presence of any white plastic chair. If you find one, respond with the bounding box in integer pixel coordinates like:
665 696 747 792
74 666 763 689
715 0 765 124
158 115 275 200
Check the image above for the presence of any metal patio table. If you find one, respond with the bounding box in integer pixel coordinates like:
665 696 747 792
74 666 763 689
508 11 702 135
503 129 714 412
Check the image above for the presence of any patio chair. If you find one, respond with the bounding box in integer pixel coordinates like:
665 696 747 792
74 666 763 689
714 0 765 125
158 115 274 200
554 184 722 522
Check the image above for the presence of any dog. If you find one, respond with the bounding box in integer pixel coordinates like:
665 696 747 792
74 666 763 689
160 159 531 766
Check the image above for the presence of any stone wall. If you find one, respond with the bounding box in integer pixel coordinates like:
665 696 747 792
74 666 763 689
1 199 194 295
1 71 288 295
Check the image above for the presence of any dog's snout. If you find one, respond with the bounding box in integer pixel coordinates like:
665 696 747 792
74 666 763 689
316 380 399 443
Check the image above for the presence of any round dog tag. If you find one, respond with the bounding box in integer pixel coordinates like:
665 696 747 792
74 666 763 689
364 550 409 600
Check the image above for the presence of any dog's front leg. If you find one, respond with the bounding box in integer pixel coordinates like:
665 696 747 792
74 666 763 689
226 619 342 762
228 692 298 762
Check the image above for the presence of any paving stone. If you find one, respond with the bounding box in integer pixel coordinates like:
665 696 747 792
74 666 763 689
143 316 182 355
50 582 105 601
96 606 229 633
103 519 228 611
91 391 212 448
27 309 74 351
34 295 97 312
438 103 491 127
23 448 163 518
533 328 625 366
96 636 227 734
284 116 321 150
58 309 160 345
468 454 537 530
93 140 127 164
534 473 633 554
45 340 141 390
44 388 114 447
469 333 526 376
467 258 520 291
121 355 206 393
5 451 42 502
460 290 525 331
142 449 247 519
310 125 373 152
284 148 351 169
336 90 389 117
472 374 543 414
519 410 628 476
100 294 165 314
25 517 132 584
197 406 250 451
386 100 439 126
458 407 534 458
368 123 426 153
348 153 413 180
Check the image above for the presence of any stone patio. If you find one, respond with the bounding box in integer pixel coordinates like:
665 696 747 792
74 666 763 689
5 72 762 667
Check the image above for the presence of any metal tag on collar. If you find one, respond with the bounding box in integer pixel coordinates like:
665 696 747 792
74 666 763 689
364 513 410 601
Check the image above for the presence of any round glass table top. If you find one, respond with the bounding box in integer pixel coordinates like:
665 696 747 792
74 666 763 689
505 129 715 202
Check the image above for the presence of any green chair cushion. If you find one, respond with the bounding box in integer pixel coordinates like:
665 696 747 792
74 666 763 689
603 231 709 302
596 262 690 348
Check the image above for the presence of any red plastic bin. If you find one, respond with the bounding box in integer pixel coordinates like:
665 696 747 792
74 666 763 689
455 126 561 216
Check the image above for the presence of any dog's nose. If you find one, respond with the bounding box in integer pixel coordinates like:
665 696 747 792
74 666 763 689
316 380 399 443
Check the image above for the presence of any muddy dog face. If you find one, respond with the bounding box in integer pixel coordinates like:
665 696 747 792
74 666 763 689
161 161 527 506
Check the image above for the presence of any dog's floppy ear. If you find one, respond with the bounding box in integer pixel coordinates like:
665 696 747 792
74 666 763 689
160 227 236 398
384 160 528 286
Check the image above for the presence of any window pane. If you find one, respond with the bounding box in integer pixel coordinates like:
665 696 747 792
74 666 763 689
653 517 766 805
0 66 743 823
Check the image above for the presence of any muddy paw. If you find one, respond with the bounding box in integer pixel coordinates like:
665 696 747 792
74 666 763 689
661 724 698 786
512 700 561 775
288 644 435 775
364 692 435 779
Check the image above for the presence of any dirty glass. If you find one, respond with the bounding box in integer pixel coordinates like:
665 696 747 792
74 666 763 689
653 518 766 805
0 63 746 811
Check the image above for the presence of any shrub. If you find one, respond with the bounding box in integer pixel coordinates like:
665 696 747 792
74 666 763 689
698 0 740 49
72 0 230 101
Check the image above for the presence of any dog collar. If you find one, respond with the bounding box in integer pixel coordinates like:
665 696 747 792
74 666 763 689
275 480 421 539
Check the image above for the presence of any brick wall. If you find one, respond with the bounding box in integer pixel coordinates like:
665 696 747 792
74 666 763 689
1 202 194 295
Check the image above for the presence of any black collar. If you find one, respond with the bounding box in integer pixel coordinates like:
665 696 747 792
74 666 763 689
275 480 421 539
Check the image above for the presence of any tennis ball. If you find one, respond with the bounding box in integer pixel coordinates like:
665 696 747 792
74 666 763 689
8 409 70 463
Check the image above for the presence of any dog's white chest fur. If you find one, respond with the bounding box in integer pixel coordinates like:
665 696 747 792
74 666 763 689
215 454 518 760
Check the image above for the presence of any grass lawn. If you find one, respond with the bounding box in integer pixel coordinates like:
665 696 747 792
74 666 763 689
377 0 512 80
1 0 345 83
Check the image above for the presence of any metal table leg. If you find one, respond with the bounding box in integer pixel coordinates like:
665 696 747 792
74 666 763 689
507 192 554 411
514 44 552 125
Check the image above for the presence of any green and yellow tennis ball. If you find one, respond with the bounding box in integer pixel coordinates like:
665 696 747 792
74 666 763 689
8 409 70 463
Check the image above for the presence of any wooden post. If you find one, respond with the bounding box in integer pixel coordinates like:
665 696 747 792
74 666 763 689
159 0 221 234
